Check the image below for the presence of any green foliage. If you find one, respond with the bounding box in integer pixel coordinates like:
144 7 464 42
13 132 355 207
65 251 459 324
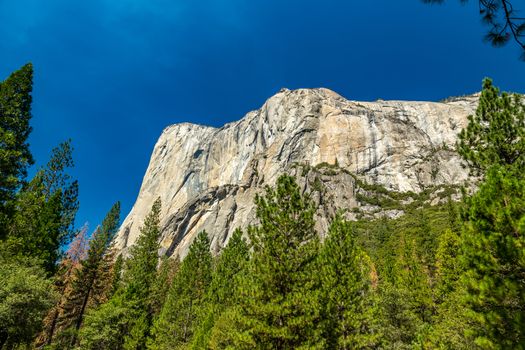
120 198 162 349
77 296 128 350
6 174 63 273
192 228 249 349
425 230 473 349
461 166 525 348
458 78 525 174
355 204 454 279
207 307 256 350
56 202 120 348
149 231 212 349
378 237 435 348
109 254 124 298
77 199 163 350
0 252 56 349
224 174 324 349
149 256 179 317
123 198 161 305
0 63 34 237
5 140 79 273
42 140 79 243
318 215 381 349
434 229 462 304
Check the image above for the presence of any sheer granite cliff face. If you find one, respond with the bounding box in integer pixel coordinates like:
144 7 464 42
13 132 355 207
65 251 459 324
115 88 478 258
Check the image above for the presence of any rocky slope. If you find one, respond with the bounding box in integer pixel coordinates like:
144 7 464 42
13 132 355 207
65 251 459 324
115 88 478 258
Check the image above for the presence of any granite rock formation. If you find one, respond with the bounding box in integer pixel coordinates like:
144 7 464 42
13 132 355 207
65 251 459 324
115 88 478 258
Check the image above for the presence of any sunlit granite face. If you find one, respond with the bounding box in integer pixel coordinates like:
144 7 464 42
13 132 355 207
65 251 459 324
115 88 478 259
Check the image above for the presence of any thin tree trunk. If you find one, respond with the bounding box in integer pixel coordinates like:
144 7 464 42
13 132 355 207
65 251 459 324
69 286 91 348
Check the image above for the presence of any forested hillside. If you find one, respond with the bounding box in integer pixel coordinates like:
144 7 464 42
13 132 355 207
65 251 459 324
0 65 523 349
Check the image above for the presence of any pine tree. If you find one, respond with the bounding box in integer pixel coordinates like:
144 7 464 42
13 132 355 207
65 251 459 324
434 229 462 305
425 229 473 349
149 255 179 317
193 228 249 349
55 202 120 348
41 139 79 246
149 231 212 350
460 166 525 348
109 253 124 298
6 141 79 273
0 64 34 239
319 215 381 349
6 173 62 272
455 79 525 348
222 175 324 349
35 225 89 348
379 236 434 348
76 199 164 350
458 78 525 174
119 197 162 349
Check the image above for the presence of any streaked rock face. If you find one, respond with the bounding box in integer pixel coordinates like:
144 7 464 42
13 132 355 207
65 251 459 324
115 88 478 258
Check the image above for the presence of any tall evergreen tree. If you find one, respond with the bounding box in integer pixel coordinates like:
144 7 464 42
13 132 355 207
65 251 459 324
120 197 162 349
0 63 34 238
379 236 434 348
6 140 79 273
6 174 63 272
109 253 124 298
456 79 525 348
319 215 380 349
55 202 120 348
193 228 250 349
35 225 89 348
77 200 166 350
458 78 524 174
460 166 525 349
425 229 473 349
149 255 179 317
221 175 324 349
149 231 212 350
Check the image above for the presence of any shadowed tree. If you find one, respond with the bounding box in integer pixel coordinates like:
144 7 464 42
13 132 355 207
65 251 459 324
0 64 34 239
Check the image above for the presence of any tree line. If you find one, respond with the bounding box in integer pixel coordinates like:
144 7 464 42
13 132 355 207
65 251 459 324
0 64 523 349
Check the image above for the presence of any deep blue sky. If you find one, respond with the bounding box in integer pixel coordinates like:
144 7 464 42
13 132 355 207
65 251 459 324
0 0 523 231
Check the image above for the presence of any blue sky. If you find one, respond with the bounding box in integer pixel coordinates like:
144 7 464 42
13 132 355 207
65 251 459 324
0 0 523 231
